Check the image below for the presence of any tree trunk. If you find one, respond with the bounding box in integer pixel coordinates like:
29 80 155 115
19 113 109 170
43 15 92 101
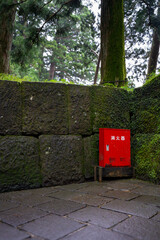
101 0 126 86
147 30 159 76
0 2 16 73
147 0 160 78
49 62 55 80
94 50 101 84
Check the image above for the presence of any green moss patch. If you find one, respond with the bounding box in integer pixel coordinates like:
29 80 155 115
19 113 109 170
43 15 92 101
132 134 160 183
91 85 131 132
131 75 160 134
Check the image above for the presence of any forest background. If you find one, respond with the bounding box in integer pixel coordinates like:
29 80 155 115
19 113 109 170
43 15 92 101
0 0 160 88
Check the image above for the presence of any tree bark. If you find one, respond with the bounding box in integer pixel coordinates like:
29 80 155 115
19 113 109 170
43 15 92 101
101 0 126 86
94 50 101 84
147 0 160 77
147 30 160 76
0 2 16 73
49 62 55 80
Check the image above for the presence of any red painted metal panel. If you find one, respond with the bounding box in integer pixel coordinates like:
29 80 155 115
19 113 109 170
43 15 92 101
99 128 131 167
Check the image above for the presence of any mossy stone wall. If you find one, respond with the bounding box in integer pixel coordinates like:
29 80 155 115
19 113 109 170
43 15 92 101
132 134 160 183
131 76 160 183
0 80 130 192
1 76 159 191
0 81 22 135
0 136 41 191
131 76 160 134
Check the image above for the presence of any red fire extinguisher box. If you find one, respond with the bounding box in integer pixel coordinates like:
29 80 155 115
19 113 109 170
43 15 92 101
99 128 131 168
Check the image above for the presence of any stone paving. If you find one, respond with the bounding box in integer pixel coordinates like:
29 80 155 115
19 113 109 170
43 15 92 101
0 179 160 240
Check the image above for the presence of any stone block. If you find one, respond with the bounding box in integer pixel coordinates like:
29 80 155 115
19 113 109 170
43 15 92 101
36 198 85 216
102 199 157 218
132 134 160 183
0 136 42 192
68 85 92 135
20 214 85 240
101 190 139 201
22 82 68 135
0 206 47 227
0 222 29 240
113 216 160 240
68 206 128 228
83 134 99 178
39 135 84 186
62 225 134 240
131 76 160 134
0 80 22 135
91 86 130 133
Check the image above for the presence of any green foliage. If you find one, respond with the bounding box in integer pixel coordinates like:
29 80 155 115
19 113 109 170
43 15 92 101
144 72 160 86
124 0 160 81
132 134 160 183
10 1 98 84
0 73 75 85
0 73 42 83
0 73 25 83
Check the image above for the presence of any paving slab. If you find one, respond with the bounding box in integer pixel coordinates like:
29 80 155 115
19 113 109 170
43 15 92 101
102 199 158 218
35 198 86 216
54 183 89 191
120 179 156 187
113 216 160 240
151 212 160 222
24 237 45 240
0 222 29 240
1 179 160 240
68 206 128 228
131 185 160 196
0 205 48 227
76 184 111 195
102 180 140 191
0 200 19 212
100 190 139 201
47 190 85 200
61 225 135 240
0 191 23 201
67 193 112 207
5 193 53 207
20 214 85 240
131 195 160 207
23 186 58 196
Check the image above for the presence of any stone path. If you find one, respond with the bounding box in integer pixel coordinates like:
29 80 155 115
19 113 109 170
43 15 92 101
0 179 160 240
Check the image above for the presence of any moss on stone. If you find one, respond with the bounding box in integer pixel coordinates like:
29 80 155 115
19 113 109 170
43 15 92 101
131 75 160 134
90 85 131 132
0 80 22 135
0 136 42 192
83 134 99 178
132 134 160 183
